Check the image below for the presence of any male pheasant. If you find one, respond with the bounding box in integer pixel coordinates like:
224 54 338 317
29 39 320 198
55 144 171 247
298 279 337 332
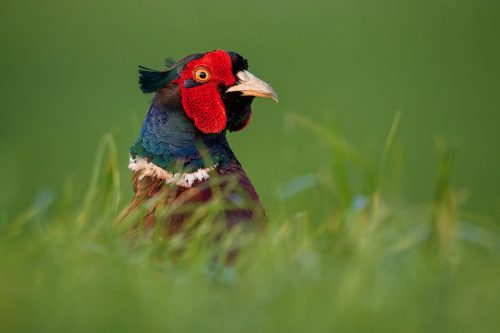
125 50 277 234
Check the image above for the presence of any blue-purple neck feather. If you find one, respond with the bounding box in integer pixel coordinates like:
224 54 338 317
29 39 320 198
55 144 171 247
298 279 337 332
130 93 236 173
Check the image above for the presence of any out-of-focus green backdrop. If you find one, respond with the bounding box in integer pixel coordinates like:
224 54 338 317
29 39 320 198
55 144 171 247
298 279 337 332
1 0 499 219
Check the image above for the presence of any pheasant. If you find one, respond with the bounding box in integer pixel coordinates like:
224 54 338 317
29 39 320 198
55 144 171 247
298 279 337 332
125 50 277 235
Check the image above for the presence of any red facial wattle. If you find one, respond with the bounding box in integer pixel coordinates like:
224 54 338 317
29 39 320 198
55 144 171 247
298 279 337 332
176 50 236 134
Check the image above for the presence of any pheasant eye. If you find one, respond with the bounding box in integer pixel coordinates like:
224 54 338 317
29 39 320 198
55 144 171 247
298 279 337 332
193 68 211 83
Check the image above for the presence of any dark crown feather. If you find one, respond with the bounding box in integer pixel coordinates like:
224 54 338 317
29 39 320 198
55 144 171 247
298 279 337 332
138 66 175 93
138 53 205 94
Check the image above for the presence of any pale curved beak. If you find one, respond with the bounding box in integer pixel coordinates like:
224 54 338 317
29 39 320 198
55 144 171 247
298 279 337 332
226 70 278 102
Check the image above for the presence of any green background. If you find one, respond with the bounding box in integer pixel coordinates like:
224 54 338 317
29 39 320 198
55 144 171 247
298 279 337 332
1 2 500 332
1 0 499 220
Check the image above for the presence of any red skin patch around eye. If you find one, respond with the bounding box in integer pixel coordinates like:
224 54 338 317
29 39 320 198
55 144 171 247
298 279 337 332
176 50 236 134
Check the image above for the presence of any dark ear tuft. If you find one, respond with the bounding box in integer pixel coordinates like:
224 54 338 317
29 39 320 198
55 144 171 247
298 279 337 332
138 66 172 94
138 53 205 94
165 57 176 68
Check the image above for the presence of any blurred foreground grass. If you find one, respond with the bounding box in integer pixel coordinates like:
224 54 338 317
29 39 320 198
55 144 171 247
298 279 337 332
1 115 499 333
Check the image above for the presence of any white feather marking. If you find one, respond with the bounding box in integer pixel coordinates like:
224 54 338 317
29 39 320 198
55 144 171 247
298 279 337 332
128 156 217 188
